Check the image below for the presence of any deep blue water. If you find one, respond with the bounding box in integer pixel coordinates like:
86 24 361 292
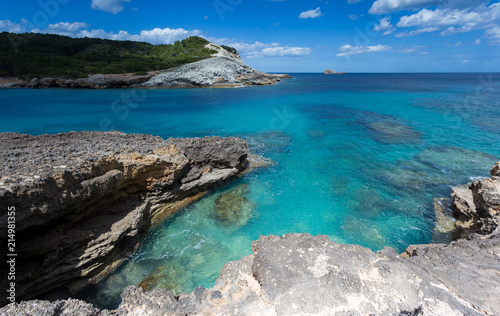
1 73 500 308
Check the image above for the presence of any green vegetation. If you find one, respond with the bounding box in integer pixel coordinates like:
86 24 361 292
221 45 238 55
0 32 237 78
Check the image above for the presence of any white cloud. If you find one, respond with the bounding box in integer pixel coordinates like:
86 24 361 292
0 20 313 57
299 7 324 19
397 4 500 29
373 17 395 35
348 14 359 20
336 44 391 56
473 38 481 45
397 45 427 53
0 20 25 33
0 20 204 45
369 0 490 14
395 26 439 37
369 0 440 14
252 46 312 58
390 2 500 44
78 27 202 44
91 0 130 14
208 38 312 58
461 59 469 63
485 26 500 45
44 22 90 36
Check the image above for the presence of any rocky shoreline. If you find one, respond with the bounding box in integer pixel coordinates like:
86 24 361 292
0 57 290 89
1 133 499 315
0 132 249 305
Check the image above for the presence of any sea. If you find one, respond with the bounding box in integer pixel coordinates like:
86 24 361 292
1 73 499 309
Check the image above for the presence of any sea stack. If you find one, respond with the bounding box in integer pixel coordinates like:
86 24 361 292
323 69 346 75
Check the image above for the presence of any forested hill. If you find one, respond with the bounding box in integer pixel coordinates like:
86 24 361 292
0 32 237 78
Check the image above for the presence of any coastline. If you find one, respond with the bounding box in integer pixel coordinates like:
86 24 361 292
0 131 499 315
0 57 291 89
0 132 250 305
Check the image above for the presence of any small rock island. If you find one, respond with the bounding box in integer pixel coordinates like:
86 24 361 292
323 69 346 75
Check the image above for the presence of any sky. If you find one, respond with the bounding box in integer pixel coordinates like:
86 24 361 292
1 0 500 72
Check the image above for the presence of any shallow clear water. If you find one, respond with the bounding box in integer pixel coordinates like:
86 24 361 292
1 73 500 308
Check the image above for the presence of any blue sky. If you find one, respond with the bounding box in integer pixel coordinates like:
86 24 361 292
1 0 500 72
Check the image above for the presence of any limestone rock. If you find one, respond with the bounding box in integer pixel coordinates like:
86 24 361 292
491 161 500 177
470 177 500 235
0 132 248 305
143 57 289 88
0 299 99 316
3 233 499 315
450 165 500 238
323 69 345 75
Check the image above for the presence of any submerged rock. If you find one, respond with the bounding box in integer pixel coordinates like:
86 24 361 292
344 186 386 218
416 145 498 174
433 198 457 234
369 120 422 144
342 220 387 250
213 184 255 227
245 153 275 170
246 130 293 154
377 145 499 191
330 175 351 195
138 263 187 295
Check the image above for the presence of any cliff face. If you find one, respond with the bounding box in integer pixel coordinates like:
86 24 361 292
451 161 500 238
0 132 249 305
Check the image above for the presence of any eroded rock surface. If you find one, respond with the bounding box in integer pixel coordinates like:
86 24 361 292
0 131 248 304
451 162 500 238
143 57 290 88
5 233 498 315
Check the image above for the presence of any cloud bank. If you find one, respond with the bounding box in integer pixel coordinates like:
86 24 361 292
90 0 131 14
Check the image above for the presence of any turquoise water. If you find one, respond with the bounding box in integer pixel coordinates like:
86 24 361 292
1 73 500 308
